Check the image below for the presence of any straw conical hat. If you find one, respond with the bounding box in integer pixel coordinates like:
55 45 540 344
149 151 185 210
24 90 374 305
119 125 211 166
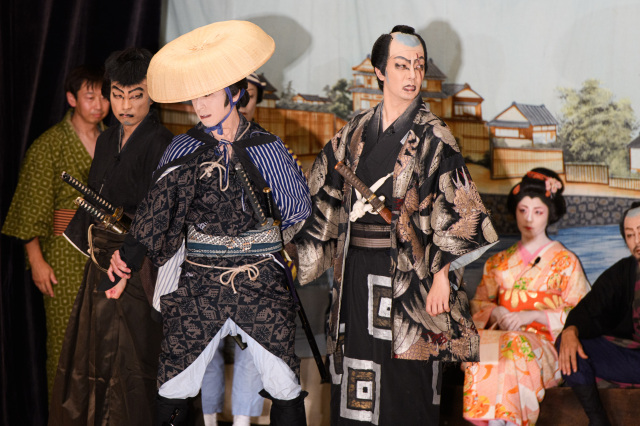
148 20 275 103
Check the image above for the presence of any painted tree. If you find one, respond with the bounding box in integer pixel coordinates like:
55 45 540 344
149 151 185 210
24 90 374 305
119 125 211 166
557 79 638 175
276 81 296 109
323 78 352 120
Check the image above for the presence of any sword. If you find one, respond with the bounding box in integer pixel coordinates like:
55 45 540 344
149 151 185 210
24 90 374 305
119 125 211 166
335 161 392 224
235 163 330 382
74 197 130 234
262 186 330 383
234 163 269 227
61 171 117 215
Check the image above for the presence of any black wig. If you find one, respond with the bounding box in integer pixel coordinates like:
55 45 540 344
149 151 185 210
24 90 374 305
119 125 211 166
370 25 428 91
507 168 567 225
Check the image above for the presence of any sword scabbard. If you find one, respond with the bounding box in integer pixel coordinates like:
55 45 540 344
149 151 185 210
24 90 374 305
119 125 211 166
335 161 392 224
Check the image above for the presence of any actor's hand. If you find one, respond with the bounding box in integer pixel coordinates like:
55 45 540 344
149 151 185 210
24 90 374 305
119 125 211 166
497 310 540 331
31 258 58 298
426 265 451 316
107 250 131 282
490 306 509 326
558 326 588 375
105 278 127 299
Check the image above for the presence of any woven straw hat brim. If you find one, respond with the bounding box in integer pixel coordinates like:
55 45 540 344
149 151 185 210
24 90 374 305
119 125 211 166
148 20 275 103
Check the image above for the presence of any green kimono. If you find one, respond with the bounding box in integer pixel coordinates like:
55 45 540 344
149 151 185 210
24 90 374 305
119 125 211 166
2 109 103 393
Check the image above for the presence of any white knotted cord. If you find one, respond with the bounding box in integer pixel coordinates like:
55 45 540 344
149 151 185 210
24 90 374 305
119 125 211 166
185 257 270 294
200 157 229 191
349 172 392 222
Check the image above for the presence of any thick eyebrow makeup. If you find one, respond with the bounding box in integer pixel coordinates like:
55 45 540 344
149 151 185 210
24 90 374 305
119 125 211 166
112 85 144 94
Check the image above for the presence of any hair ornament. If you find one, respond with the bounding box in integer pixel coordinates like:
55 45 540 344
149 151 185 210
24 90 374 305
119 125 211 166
525 170 562 198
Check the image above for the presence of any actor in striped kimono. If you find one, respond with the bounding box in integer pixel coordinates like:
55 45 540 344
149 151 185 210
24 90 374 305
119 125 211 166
106 21 312 426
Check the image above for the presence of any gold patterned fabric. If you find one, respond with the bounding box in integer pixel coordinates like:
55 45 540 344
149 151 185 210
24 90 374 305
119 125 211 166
464 241 590 425
2 110 102 394
296 99 498 363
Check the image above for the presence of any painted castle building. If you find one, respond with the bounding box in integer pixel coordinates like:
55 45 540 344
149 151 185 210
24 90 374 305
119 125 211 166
488 102 558 147
350 56 489 160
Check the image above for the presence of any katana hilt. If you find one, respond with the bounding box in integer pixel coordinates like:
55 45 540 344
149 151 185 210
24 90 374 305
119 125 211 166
263 187 280 227
234 162 269 227
74 197 129 234
62 171 116 214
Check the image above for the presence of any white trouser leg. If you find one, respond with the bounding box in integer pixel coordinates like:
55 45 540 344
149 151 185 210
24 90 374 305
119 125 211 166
158 318 300 400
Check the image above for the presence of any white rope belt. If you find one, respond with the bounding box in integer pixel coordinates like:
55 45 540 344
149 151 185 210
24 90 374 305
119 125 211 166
185 257 270 294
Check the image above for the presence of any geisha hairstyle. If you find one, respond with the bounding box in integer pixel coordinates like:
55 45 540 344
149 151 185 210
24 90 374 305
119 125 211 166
507 168 567 225
371 25 428 91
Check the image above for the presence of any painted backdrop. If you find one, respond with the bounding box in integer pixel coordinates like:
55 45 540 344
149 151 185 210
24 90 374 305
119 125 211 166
161 0 640 291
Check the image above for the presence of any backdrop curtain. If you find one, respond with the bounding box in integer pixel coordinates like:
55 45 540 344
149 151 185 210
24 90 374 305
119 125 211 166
0 1 163 424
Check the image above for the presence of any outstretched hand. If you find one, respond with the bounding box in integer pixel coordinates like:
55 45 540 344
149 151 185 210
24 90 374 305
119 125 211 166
106 250 131 299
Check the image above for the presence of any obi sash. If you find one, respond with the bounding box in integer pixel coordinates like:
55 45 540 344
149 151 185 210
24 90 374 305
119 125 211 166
186 223 283 257
498 287 562 341
53 209 76 236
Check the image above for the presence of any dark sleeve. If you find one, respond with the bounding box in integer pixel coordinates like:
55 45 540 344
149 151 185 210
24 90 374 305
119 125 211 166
564 258 632 338
125 163 197 268
117 126 175 270
119 233 147 272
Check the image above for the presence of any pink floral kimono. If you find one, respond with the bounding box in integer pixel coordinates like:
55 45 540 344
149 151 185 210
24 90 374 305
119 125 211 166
463 241 590 425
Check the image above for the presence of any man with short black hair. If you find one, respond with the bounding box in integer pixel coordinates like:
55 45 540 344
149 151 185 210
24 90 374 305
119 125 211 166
557 201 640 426
2 65 109 395
49 48 173 426
295 25 497 425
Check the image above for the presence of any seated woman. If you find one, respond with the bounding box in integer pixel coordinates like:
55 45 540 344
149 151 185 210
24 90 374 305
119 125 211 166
463 168 591 426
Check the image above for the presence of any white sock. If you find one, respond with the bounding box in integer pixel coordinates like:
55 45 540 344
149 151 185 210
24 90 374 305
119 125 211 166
233 414 251 426
203 412 218 426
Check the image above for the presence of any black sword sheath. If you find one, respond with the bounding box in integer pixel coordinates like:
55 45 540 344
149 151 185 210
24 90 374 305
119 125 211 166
235 163 330 383
263 188 331 384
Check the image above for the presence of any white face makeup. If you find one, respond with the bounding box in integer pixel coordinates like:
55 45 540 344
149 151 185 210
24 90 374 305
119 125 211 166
515 196 550 241
191 89 240 128
375 34 425 104
624 208 640 261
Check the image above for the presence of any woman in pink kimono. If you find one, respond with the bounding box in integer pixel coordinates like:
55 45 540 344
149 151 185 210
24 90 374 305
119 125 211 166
463 168 590 426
